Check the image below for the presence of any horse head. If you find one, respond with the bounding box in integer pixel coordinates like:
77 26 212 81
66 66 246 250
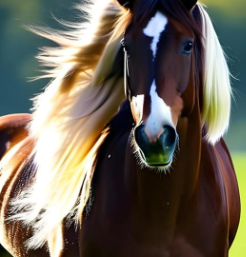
117 0 200 169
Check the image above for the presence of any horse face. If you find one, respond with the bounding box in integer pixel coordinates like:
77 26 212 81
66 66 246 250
124 11 195 169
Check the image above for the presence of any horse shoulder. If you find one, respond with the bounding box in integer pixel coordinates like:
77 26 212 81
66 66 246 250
0 114 37 256
214 138 240 246
0 113 32 160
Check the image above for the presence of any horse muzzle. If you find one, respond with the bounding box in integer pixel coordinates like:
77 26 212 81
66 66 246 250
134 124 178 167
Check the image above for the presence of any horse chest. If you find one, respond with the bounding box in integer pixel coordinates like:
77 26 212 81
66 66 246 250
78 136 229 257
80 220 227 257
79 196 229 257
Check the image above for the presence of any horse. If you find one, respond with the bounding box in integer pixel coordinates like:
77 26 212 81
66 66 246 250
0 0 240 256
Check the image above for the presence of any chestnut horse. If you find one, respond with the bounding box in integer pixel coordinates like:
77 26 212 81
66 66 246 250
0 0 240 256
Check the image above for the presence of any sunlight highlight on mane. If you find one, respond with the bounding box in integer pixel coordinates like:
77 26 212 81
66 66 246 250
198 3 232 144
10 0 130 252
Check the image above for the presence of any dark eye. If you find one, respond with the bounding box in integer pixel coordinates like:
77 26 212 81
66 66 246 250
182 41 193 55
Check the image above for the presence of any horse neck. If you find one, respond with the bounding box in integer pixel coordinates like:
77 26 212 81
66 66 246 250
124 92 202 231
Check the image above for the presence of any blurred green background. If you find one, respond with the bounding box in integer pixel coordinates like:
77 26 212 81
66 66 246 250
0 0 245 256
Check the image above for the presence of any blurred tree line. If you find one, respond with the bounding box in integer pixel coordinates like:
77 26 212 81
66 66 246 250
0 0 245 254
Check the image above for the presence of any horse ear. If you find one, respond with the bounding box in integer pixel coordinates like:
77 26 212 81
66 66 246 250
115 0 135 9
181 0 197 11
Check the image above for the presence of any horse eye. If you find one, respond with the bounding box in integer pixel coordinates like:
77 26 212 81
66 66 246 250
182 41 193 55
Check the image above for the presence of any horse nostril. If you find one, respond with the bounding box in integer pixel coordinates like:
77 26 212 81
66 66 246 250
161 125 177 148
135 124 177 149
135 124 148 150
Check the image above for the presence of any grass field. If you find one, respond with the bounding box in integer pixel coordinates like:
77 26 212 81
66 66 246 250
230 153 246 256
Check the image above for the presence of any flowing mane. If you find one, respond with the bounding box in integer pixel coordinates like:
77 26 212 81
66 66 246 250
198 4 232 143
10 0 232 252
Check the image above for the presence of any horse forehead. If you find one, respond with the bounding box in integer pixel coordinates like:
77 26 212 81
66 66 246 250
143 12 168 58
143 11 168 38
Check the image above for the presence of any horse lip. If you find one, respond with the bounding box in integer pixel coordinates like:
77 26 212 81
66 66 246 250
136 136 178 168
145 157 172 167
137 146 174 167
148 161 171 167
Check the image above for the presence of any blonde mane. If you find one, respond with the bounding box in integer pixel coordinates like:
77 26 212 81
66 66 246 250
198 3 232 144
11 0 131 254
10 1 231 255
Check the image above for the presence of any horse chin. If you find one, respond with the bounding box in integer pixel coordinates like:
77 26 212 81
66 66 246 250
147 161 172 168
134 145 174 173
144 155 173 172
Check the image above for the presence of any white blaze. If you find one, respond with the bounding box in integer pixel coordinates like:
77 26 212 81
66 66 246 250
143 12 172 139
143 11 168 59
145 82 174 140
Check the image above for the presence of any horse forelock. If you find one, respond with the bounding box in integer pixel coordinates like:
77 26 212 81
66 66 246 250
133 0 201 35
